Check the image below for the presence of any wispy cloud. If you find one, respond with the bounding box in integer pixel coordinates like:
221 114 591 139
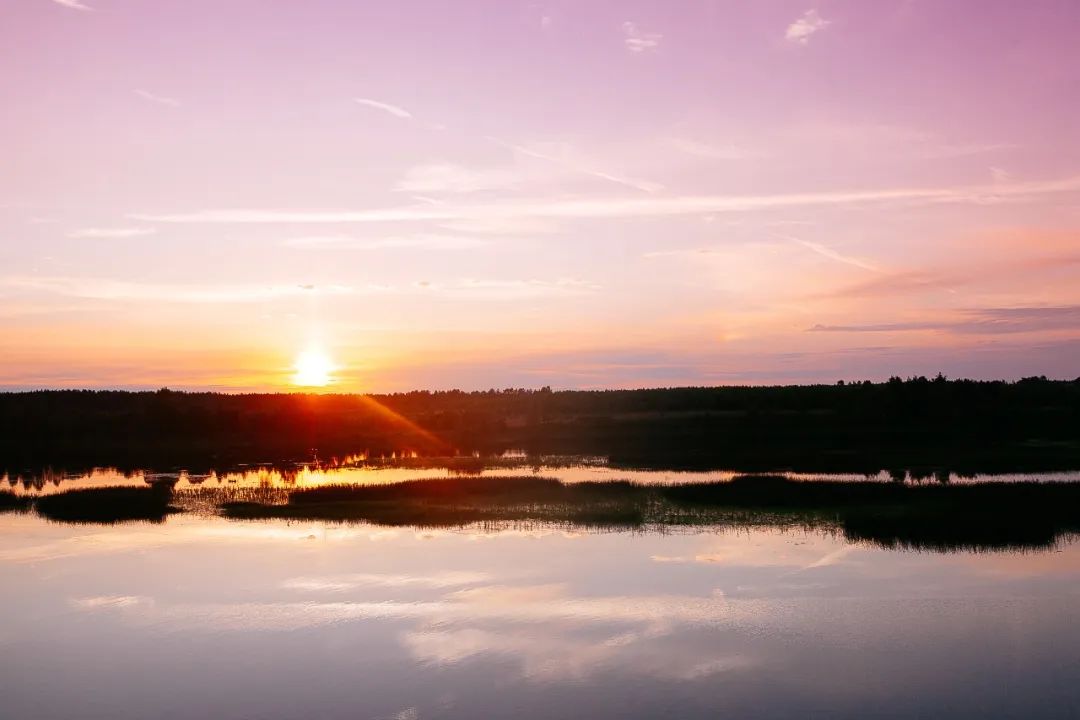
921 143 1016 160
642 248 721 259
50 0 92 11
990 166 1012 183
283 571 489 592
68 227 157 239
966 305 1080 334
438 216 559 235
134 89 180 107
810 305 1080 336
1 275 594 303
666 138 756 161
490 137 664 193
70 584 762 683
795 546 858 572
622 21 662 53
821 270 959 299
809 320 943 333
643 235 879 272
776 122 1015 161
426 278 600 299
1 276 355 303
395 163 519 194
785 9 831 45
784 236 880 272
354 97 413 119
282 233 488 250
129 174 1080 225
822 249 1080 299
72 595 148 609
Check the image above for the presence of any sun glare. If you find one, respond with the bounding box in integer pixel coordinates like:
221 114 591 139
293 349 335 387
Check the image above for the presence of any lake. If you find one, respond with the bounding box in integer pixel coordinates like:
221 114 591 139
2 460 1079 719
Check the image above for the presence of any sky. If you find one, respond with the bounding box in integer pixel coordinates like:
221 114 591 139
2 0 1080 392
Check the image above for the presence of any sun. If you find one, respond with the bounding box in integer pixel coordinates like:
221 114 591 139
292 348 335 387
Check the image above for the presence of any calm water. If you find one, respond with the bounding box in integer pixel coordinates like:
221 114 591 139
1 508 1079 719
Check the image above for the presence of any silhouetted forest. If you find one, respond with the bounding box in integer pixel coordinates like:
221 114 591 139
2 375 1079 472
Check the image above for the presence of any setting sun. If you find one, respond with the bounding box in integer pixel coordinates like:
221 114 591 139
292 349 335 387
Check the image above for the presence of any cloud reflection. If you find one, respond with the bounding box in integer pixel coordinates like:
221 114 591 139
70 582 756 681
281 571 491 592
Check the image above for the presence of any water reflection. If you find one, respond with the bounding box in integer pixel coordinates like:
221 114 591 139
1 513 1078 719
6 473 1080 552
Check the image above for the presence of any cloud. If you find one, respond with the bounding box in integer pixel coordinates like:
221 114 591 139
67 584 757 684
821 270 959 298
50 0 92 10
395 163 519 194
438 216 559 235
402 621 747 682
990 166 1012 183
785 9 831 45
666 138 756 161
776 122 1016 161
128 174 1080 225
491 137 665 193
71 595 149 609
1 276 356 303
283 571 490 592
808 320 944 333
134 89 180 107
824 249 1080 299
430 278 600 299
785 237 880 272
68 227 157 239
622 21 662 53
354 97 413 119
971 305 1080 332
282 233 488 250
810 306 1080 336
794 546 859 572
642 248 722 259
1 275 595 303
922 143 1016 160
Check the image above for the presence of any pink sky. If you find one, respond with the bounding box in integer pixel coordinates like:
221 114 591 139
2 0 1079 391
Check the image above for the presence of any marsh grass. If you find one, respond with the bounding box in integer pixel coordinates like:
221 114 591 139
16 474 1080 550
33 485 178 524
220 476 648 528
218 474 1080 550
661 475 1080 551
176 485 290 515
0 490 32 513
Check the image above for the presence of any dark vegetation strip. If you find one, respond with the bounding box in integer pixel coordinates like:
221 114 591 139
221 477 649 529
33 486 178 524
219 475 1080 551
0 490 32 512
661 476 1080 551
11 475 1080 550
